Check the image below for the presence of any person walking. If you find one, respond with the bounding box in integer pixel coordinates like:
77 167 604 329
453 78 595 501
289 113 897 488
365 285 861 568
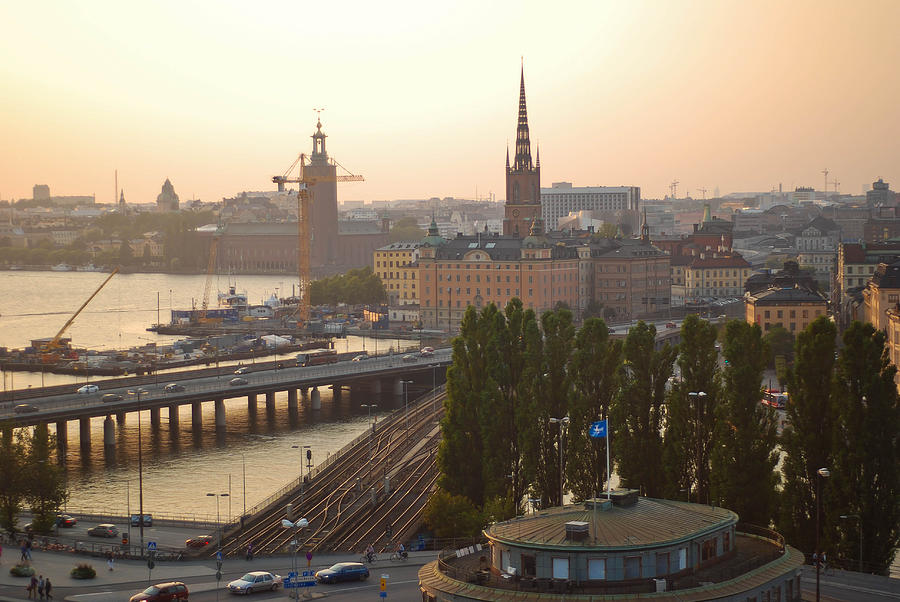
27 574 37 599
44 578 52 600
106 551 114 571
25 538 32 560
20 542 28 562
37 575 44 600
246 542 253 561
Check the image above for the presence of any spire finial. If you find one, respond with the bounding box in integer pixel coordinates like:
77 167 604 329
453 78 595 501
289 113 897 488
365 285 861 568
513 60 533 171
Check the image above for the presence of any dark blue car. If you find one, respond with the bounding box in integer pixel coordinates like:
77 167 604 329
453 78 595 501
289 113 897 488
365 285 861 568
315 562 369 584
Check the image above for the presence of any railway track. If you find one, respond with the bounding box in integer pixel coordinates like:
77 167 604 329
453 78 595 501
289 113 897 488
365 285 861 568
216 390 445 557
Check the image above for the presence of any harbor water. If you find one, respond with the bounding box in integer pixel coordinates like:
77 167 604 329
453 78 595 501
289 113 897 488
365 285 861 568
0 270 420 520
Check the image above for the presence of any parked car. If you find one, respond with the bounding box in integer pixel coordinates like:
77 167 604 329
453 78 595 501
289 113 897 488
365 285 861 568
76 384 99 394
164 383 185 393
13 404 38 414
87 523 119 538
102 393 124 403
56 514 77 527
234 366 251 375
315 562 369 584
401 354 417 363
229 377 248 386
351 354 368 361
419 349 434 357
665 322 677 329
131 514 153 527
185 535 213 548
227 571 282 594
420 346 435 353
129 581 189 602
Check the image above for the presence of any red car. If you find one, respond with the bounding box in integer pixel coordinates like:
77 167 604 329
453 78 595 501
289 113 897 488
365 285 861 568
129 581 189 601
185 534 212 548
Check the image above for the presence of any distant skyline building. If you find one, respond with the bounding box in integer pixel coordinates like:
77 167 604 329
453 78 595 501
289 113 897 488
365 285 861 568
305 118 340 268
502 65 542 238
156 178 180 212
541 182 641 231
866 177 895 207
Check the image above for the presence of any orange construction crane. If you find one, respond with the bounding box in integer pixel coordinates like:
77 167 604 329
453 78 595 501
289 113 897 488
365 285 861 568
273 153 363 324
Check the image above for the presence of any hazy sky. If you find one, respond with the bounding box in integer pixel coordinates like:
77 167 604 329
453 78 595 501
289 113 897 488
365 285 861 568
1 1 898 204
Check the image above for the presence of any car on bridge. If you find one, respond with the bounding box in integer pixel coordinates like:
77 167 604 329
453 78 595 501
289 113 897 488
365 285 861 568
315 562 369 584
234 366 252 375
56 514 77 528
351 354 369 361
185 534 212 548
77 384 100 394
164 383 185 393
102 393 124 403
402 354 417 363
14 403 38 414
230 377 249 386
87 523 119 538
227 571 283 594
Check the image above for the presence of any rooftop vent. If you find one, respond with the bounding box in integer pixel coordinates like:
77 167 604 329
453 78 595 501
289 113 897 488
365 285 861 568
565 521 589 541
609 489 639 507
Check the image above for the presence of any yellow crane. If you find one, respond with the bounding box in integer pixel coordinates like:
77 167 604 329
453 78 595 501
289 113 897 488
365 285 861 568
197 227 222 323
40 266 120 360
273 153 363 324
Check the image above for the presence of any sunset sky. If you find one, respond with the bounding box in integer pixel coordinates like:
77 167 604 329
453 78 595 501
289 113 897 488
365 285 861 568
1 0 898 204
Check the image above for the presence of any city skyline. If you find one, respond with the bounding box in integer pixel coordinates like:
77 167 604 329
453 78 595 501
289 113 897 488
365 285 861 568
1 1 899 204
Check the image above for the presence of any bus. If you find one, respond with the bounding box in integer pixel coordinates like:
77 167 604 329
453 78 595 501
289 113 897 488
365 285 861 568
295 350 339 367
762 389 788 410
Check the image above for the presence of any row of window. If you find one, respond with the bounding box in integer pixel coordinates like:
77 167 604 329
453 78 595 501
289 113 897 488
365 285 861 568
763 308 822 320
379 271 416 280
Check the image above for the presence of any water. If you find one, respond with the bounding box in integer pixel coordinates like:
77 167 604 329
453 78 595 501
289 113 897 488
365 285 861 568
0 270 419 519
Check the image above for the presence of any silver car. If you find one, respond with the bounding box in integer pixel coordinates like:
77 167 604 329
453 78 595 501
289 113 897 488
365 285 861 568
227 571 282 594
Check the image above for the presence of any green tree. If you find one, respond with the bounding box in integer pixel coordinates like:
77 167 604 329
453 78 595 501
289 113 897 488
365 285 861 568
778 316 837 553
663 314 720 502
582 299 604 320
118 240 134 265
423 489 485 538
764 325 794 368
25 424 68 533
0 425 26 535
566 318 622 501
710 320 779 526
614 321 676 498
829 322 900 574
388 217 425 243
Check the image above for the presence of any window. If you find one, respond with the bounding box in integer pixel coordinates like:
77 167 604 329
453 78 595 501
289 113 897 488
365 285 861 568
588 558 605 580
656 552 669 576
677 548 687 570
522 554 536 577
701 538 717 561
552 557 569 580
624 556 642 579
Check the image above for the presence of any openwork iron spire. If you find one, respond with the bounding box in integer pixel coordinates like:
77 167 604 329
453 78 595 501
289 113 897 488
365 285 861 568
513 64 533 171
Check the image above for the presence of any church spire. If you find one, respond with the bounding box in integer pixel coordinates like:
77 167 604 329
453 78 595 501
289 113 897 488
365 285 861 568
641 207 650 242
513 63 533 171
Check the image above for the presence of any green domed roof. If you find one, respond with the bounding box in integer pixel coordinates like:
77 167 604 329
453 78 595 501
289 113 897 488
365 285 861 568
421 217 446 247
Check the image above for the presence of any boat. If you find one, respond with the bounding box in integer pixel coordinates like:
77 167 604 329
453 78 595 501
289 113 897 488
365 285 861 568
51 263 73 271
77 264 104 272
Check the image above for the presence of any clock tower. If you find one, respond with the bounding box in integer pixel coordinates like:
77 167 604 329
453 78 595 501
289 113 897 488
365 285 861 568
503 64 542 237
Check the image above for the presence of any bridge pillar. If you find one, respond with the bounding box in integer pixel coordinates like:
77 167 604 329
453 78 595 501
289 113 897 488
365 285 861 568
55 421 67 450
215 399 226 428
191 401 202 428
301 387 308 399
103 415 115 447
115 411 126 425
79 417 91 448
168 405 180 429
310 387 321 410
372 380 382 395
287 389 298 410
265 392 276 413
332 385 342 401
150 407 161 429
393 378 405 396
248 393 258 413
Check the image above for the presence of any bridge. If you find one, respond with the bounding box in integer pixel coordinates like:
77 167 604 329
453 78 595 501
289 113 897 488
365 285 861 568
0 349 452 451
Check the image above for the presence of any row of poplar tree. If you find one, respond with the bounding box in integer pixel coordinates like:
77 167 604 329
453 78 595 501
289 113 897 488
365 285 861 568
0 424 68 536
435 299 899 574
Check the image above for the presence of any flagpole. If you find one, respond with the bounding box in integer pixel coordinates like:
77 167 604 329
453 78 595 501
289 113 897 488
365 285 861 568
606 417 611 500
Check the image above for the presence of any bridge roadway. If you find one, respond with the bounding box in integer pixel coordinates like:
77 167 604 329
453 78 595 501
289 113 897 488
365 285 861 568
0 348 452 449
212 386 447 559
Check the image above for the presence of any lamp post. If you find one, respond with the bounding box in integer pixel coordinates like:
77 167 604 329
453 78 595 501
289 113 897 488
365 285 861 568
206 492 229 552
815 467 830 601
549 416 570 506
839 513 862 573
128 387 149 556
282 517 309 601
688 391 707 502
401 380 413 440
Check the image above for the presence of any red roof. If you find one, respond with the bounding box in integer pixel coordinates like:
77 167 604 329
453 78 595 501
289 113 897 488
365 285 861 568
690 254 750 268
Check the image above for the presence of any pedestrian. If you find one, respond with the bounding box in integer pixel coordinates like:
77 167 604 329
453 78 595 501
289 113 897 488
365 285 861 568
823 551 829 575
44 578 52 600
37 574 44 600
27 574 37 599
25 538 32 560
246 542 253 561
107 551 114 571
21 542 28 562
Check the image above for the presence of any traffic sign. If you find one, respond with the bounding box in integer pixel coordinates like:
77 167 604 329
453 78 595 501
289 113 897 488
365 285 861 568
216 550 223 562
147 541 157 551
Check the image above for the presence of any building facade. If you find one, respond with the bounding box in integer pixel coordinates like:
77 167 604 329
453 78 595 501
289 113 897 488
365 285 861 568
744 286 829 335
541 182 640 231
373 241 420 305
861 260 900 333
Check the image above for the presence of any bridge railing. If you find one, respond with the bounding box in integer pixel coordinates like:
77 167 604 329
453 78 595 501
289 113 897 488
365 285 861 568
238 383 447 521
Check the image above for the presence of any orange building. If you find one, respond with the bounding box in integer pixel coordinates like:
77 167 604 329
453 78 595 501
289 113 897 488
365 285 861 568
744 286 828 334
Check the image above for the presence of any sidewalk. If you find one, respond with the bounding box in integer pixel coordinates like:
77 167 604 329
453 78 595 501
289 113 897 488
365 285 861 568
0 548 437 601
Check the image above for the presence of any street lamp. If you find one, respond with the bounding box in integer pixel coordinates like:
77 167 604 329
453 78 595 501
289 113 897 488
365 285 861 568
401 380 413 440
127 387 149 556
839 513 862 573
206 492 230 552
282 517 309 601
688 391 707 503
815 467 830 601
549 416 570 506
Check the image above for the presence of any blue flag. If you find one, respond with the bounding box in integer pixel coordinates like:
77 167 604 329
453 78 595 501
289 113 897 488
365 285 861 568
589 420 607 438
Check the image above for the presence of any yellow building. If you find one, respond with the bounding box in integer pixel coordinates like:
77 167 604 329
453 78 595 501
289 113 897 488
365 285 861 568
744 286 828 334
861 261 900 333
373 241 419 305
684 252 752 300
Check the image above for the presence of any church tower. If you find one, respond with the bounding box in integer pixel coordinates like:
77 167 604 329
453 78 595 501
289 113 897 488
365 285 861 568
503 64 542 237
303 118 339 269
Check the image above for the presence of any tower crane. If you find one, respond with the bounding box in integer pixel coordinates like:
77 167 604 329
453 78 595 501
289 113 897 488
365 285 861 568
273 153 363 325
669 179 680 199
197 226 223 323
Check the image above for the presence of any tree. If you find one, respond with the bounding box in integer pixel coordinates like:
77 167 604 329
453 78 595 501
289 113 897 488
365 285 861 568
24 424 68 533
118 240 134 265
591 223 618 240
0 425 25 535
710 320 779 526
778 316 837 552
566 318 622 500
583 300 604 320
763 325 794 369
829 322 900 574
613 321 676 498
388 217 425 243
423 489 484 538
663 314 720 502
